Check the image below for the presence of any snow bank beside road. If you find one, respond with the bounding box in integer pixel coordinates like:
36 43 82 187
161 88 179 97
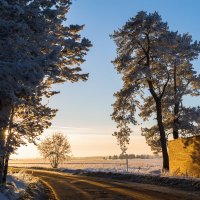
83 171 200 192
0 170 38 200
58 167 200 192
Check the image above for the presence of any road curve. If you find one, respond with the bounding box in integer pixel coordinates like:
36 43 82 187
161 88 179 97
24 169 200 200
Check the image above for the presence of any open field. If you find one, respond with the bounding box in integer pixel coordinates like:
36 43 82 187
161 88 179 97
9 158 162 174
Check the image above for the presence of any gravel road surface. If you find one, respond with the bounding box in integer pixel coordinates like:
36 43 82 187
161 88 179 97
23 169 200 200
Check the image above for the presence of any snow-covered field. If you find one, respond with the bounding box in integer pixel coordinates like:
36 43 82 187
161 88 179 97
7 158 200 194
0 170 38 200
9 158 162 175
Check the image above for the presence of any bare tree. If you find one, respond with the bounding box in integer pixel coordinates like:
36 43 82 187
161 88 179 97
113 125 131 172
38 133 71 168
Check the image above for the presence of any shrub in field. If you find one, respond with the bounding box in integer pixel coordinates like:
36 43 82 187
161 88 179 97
38 133 71 168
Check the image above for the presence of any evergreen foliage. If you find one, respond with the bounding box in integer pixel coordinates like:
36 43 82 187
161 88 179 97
111 11 200 170
0 0 91 184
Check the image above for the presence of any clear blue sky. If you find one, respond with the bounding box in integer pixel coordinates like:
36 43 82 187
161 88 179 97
54 0 200 127
14 0 200 158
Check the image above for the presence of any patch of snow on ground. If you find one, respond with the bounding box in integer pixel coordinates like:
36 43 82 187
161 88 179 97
56 159 162 176
81 166 161 175
0 170 38 200
57 159 162 176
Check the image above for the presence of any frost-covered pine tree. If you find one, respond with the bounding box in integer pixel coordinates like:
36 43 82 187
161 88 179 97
141 32 200 153
111 11 174 171
111 11 200 171
3 85 57 182
0 0 91 184
164 32 200 138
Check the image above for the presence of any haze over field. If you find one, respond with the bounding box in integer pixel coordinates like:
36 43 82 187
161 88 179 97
13 128 152 158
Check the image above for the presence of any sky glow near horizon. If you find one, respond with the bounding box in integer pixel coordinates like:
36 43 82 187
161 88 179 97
12 0 200 159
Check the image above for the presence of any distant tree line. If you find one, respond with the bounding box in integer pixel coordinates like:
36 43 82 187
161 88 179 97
107 154 159 160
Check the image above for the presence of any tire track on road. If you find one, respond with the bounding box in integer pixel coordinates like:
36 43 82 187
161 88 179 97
16 169 200 200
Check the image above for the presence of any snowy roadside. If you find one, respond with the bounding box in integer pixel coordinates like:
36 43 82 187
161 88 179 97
57 167 200 192
11 166 200 194
0 170 38 200
81 170 200 192
0 169 56 200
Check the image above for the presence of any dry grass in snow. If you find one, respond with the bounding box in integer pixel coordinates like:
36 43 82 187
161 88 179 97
0 170 38 200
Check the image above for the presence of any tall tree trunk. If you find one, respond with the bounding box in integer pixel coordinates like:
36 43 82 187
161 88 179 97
147 79 169 171
0 128 6 185
173 102 179 139
173 64 179 139
146 45 169 171
0 102 12 184
2 106 15 184
2 155 9 184
156 101 169 170
0 156 4 185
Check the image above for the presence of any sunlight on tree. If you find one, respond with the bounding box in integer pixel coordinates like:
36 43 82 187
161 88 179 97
0 0 91 184
38 133 71 168
111 11 200 171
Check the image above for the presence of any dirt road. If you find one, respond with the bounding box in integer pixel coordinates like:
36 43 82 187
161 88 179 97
26 169 199 200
